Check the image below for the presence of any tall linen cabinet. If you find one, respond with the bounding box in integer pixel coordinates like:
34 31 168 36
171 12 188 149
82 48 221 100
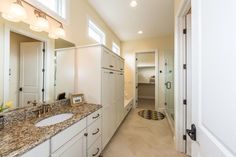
76 45 124 149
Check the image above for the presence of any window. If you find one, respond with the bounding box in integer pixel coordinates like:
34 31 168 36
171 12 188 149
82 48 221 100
88 20 106 45
36 0 66 18
112 42 120 55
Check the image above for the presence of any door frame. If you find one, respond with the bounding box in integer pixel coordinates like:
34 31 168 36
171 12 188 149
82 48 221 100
174 0 191 153
133 49 159 111
3 24 49 105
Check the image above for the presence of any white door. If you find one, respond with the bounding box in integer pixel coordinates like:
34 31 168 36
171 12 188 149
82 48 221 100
19 42 43 106
189 0 236 157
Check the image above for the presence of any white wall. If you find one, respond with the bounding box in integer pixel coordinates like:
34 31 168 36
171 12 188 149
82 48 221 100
55 48 76 99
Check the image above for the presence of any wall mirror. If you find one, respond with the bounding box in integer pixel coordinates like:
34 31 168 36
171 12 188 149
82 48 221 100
1 25 75 112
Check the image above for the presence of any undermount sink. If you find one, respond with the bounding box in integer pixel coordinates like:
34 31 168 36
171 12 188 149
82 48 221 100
35 113 74 127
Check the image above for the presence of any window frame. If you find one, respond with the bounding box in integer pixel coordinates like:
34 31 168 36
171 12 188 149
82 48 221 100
88 19 106 45
25 0 69 23
112 42 121 55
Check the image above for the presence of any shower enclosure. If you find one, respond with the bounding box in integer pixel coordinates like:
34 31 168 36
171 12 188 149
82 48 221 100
164 50 174 124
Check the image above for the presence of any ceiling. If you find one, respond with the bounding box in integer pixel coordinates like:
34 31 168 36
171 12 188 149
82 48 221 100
88 0 174 41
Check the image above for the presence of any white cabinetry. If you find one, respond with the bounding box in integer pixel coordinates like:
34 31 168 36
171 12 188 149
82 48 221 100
20 140 50 157
51 129 86 157
20 109 102 157
76 45 125 150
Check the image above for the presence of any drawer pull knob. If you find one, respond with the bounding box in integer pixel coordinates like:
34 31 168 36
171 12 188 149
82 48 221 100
92 148 100 156
92 128 100 135
92 114 100 119
84 133 88 137
109 65 114 68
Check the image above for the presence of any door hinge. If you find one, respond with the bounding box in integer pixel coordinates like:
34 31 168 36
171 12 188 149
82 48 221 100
183 99 187 105
183 29 187 34
183 64 187 69
183 135 187 141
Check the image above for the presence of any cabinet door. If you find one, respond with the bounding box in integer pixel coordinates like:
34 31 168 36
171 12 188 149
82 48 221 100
101 69 116 148
51 130 86 157
118 59 124 71
101 49 110 69
21 140 50 157
115 72 124 127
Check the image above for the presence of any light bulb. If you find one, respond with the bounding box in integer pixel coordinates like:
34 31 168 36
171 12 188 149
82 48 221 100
2 2 27 22
138 30 143 34
30 16 49 32
130 0 138 7
55 27 66 38
30 25 43 32
48 32 59 39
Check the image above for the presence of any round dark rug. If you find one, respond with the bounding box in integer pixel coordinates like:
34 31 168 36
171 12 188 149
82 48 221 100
138 110 165 120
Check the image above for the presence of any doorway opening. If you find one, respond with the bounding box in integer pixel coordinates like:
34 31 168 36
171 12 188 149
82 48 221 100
134 51 158 111
9 32 46 107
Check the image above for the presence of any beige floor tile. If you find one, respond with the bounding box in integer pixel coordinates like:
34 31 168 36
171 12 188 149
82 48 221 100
101 99 186 157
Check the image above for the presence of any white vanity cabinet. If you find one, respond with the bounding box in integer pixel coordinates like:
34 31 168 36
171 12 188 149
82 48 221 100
51 129 87 157
20 109 102 157
20 140 50 157
76 45 125 150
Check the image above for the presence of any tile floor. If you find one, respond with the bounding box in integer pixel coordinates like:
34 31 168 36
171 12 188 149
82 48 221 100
101 99 186 157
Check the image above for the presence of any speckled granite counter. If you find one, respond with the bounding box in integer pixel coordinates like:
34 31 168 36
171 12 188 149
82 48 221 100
0 102 102 157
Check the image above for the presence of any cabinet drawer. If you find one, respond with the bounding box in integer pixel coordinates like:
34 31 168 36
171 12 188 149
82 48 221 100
20 140 50 157
51 118 86 153
88 137 102 157
87 117 102 148
87 109 101 125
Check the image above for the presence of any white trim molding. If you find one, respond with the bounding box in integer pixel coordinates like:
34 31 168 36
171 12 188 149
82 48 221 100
174 0 191 153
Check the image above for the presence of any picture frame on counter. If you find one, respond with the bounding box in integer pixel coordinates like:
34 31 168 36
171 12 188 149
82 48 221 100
70 94 85 106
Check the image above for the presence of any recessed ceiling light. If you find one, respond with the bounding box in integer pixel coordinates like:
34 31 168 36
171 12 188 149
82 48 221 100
130 0 138 7
138 30 143 34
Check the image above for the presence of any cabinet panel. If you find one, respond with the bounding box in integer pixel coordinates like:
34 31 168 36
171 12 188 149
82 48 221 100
51 129 86 157
20 140 50 157
115 72 125 127
51 118 86 153
101 49 111 69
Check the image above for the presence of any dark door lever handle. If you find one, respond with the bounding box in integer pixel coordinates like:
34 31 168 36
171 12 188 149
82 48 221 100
186 124 197 141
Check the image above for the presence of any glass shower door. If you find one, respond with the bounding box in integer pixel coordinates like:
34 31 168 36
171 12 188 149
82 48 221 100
164 54 174 121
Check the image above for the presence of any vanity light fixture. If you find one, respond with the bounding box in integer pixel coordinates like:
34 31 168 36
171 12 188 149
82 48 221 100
30 10 49 32
2 0 66 39
1 0 27 22
130 0 138 7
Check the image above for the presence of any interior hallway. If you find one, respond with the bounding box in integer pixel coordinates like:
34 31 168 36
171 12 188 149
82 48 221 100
101 99 186 157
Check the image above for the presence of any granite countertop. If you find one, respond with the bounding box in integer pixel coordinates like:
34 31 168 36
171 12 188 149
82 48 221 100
0 103 102 157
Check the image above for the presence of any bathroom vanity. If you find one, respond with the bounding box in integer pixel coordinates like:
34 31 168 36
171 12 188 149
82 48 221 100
0 101 102 157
